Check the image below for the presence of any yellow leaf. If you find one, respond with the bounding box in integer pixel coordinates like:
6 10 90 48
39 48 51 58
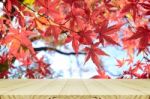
23 0 35 5
35 19 46 30
126 13 132 20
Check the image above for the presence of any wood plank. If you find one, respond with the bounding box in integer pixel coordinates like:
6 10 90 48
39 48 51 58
0 80 35 94
2 80 55 95
59 79 90 99
0 79 149 99
59 79 89 95
120 80 150 94
96 80 146 95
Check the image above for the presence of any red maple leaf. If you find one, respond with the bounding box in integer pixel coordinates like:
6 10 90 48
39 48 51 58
124 66 140 78
102 0 116 12
141 64 150 78
91 66 110 79
45 25 61 44
116 58 125 68
139 2 150 15
35 57 51 76
0 70 10 78
20 57 32 67
95 20 121 46
3 29 35 58
134 60 144 71
37 0 60 19
121 0 139 21
78 28 96 45
127 25 150 54
84 43 109 68
6 0 12 12
26 68 35 79
65 32 80 54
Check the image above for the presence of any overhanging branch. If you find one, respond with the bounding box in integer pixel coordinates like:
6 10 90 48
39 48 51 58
34 47 86 56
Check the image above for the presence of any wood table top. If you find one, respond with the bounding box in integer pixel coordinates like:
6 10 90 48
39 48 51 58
0 79 149 99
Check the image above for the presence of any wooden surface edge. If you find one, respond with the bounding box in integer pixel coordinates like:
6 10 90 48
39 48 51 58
0 95 150 99
0 79 150 99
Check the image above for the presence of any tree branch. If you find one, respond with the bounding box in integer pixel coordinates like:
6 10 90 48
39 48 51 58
34 47 86 55
18 1 78 33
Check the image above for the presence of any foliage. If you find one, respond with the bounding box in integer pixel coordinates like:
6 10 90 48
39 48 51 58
0 0 150 79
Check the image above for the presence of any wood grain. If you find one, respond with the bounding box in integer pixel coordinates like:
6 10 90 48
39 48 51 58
0 79 149 99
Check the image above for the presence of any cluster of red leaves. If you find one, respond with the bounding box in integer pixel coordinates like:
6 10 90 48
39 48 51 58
122 61 150 79
0 0 150 78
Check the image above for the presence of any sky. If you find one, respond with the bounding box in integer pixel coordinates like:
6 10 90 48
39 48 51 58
32 40 144 79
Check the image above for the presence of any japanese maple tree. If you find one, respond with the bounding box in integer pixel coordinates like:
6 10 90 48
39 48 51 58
0 0 150 79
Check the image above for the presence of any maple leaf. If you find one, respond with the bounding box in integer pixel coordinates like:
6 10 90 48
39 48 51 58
6 0 12 12
78 28 96 45
65 28 96 54
15 47 31 59
3 29 35 58
124 66 140 78
23 0 35 5
116 58 125 68
140 73 150 79
126 57 134 65
84 43 109 68
95 20 121 46
37 64 51 76
0 70 10 78
35 57 51 76
64 10 87 31
90 7 105 24
20 57 32 67
37 0 60 20
63 0 87 6
102 0 116 12
91 65 110 79
26 68 35 78
134 60 144 71
91 75 102 79
122 35 136 60
145 11 150 15
63 1 89 31
91 74 110 79
139 2 150 15
143 64 150 78
65 32 80 54
121 0 139 21
34 17 49 32
45 25 61 44
127 25 150 54
10 3 28 27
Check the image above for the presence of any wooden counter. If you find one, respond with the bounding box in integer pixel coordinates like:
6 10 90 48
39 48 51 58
0 79 150 99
